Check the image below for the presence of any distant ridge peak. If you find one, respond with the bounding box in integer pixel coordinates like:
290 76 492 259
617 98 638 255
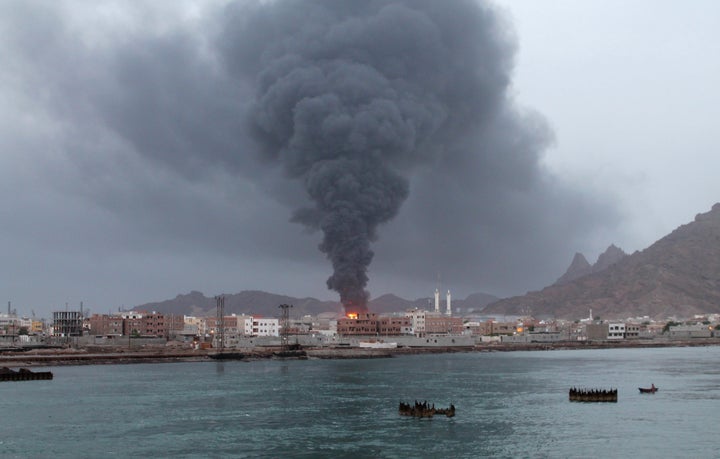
484 202 720 320
570 252 590 267
594 244 627 272
554 253 592 285
554 244 627 286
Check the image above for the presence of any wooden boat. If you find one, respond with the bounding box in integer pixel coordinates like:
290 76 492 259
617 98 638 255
208 352 246 360
568 387 617 403
0 367 53 382
399 401 455 418
638 384 658 394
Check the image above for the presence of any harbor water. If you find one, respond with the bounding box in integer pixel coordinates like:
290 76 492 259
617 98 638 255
1 346 719 458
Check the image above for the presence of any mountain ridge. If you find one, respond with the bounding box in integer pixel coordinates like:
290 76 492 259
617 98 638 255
554 244 627 285
484 203 720 320
135 290 499 318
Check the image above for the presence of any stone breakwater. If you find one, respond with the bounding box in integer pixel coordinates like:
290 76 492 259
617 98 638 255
1 338 719 367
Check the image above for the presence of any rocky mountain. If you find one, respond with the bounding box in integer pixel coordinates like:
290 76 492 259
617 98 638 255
135 290 340 318
484 203 720 320
135 290 499 318
369 294 424 313
554 245 627 285
594 244 627 271
554 253 592 285
462 292 501 311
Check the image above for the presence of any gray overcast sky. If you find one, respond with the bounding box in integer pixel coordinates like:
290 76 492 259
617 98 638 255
2 0 719 318
495 0 720 246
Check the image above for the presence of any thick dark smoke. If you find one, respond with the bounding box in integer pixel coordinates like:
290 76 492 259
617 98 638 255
0 1 623 313
220 0 513 311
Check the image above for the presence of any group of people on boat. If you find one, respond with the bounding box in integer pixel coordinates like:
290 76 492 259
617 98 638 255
399 400 455 418
0 367 53 381
568 387 618 402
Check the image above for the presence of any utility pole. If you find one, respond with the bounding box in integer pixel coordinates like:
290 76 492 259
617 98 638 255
215 295 225 352
278 304 293 351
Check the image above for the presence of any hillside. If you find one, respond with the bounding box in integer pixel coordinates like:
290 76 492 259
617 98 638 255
135 290 499 318
484 203 720 320
136 290 340 318
554 245 627 285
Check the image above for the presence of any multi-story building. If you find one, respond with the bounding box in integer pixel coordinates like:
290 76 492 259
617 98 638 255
338 313 432 336
88 314 124 336
206 315 243 336
122 312 145 336
625 323 640 339
251 317 279 336
184 316 205 335
405 309 426 335
143 312 165 337
52 310 83 337
337 313 379 335
207 315 280 337
0 314 21 335
377 316 413 335
166 314 186 335
425 316 464 334
607 323 626 340
87 311 178 337
31 320 44 335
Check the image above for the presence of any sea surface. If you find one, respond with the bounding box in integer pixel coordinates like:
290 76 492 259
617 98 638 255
1 346 719 458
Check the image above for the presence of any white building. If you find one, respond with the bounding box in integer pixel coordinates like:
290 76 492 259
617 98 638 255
252 317 279 337
606 323 640 339
0 314 21 331
405 308 426 336
607 323 626 339
234 315 279 337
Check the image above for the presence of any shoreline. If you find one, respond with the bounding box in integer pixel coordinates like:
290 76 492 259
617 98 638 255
2 338 719 368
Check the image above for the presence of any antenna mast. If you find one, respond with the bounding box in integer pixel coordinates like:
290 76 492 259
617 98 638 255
279 304 293 351
215 295 225 351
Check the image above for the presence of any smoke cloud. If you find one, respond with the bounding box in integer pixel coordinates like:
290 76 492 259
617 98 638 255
0 0 622 314
220 0 515 311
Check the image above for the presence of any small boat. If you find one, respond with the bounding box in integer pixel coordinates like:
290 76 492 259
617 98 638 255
272 349 307 359
399 401 455 418
639 384 658 394
208 352 246 360
569 387 617 403
0 367 53 382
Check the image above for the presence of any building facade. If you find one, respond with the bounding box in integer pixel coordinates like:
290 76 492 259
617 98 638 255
52 311 83 337
425 316 464 334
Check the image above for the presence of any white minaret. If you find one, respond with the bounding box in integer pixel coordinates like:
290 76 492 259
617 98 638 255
446 290 452 316
434 288 440 313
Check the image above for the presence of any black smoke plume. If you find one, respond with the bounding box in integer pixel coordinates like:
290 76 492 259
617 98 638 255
220 0 513 312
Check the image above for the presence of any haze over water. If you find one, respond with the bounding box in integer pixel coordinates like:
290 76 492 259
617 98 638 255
2 346 718 458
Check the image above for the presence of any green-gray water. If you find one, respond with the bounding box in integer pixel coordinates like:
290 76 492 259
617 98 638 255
2 346 718 458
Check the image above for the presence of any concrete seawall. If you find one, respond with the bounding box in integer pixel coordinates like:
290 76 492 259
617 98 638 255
2 338 720 367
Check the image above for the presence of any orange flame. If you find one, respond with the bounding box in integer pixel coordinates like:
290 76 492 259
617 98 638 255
346 312 359 320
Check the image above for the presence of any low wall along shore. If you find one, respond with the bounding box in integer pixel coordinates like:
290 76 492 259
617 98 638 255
2 337 720 367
